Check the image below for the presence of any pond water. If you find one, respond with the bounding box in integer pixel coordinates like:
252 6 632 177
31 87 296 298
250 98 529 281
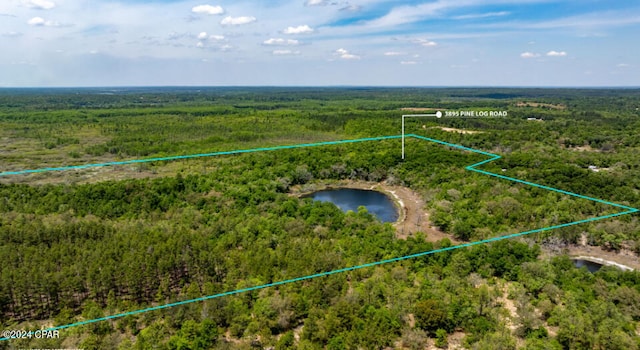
572 259 603 273
305 188 399 223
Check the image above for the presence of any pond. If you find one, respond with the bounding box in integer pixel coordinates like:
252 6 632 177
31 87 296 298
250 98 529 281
572 259 603 273
305 188 399 223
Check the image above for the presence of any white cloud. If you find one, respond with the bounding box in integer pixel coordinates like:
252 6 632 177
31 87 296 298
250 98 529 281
520 52 540 58
617 63 631 67
196 34 225 48
23 0 56 10
401 61 417 65
335 48 360 60
191 5 224 15
546 50 567 57
283 25 314 34
27 16 60 27
263 38 299 46
27 17 45 25
221 16 256 26
306 0 329 5
414 39 437 47
364 2 452 28
384 51 404 56
273 50 300 55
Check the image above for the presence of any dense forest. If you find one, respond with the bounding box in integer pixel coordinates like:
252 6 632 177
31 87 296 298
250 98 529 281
0 88 639 349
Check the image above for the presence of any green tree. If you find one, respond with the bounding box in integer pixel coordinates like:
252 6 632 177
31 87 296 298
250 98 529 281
167 319 218 350
414 300 448 334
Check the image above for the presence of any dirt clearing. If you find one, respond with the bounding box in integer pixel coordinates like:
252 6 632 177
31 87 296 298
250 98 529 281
427 126 484 135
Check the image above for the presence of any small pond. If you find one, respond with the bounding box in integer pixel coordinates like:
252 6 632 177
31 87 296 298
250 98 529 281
305 188 399 223
572 259 603 273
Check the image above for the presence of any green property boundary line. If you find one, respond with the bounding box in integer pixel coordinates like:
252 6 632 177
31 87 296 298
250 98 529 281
1 134 638 341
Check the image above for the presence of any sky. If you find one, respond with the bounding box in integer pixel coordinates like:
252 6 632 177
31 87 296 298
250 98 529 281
0 0 639 87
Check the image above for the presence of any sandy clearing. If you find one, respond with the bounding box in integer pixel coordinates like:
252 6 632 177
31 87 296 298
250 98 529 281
428 126 484 135
498 285 518 332
570 145 599 152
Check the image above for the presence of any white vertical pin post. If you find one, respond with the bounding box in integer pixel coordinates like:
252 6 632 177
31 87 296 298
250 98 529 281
401 112 441 160
402 115 405 160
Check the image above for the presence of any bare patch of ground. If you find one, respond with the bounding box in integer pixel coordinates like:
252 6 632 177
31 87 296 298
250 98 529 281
497 285 518 333
291 180 455 243
293 324 304 342
428 126 484 135
441 331 466 350
223 330 242 345
406 314 416 329
570 145 599 152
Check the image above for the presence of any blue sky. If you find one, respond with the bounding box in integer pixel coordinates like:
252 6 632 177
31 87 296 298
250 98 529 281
0 0 638 86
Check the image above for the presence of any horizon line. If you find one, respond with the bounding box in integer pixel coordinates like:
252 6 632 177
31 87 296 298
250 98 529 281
1 85 639 90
